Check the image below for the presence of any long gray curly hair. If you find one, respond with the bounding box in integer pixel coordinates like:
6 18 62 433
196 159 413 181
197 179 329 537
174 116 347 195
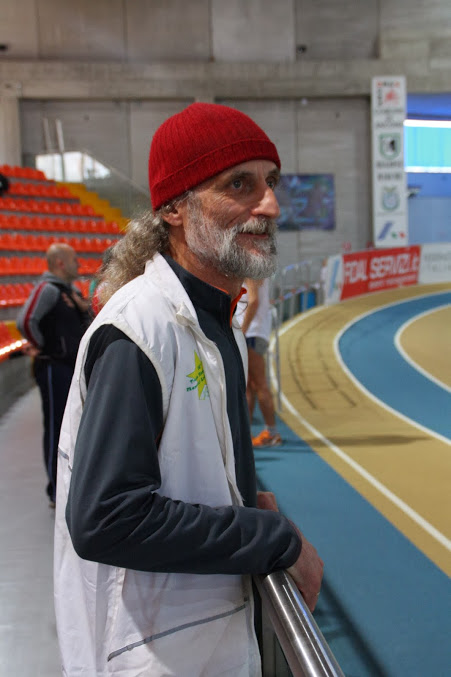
98 194 190 306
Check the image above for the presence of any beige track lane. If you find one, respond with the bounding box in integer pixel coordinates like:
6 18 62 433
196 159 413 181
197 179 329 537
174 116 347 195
275 283 451 576
399 304 451 388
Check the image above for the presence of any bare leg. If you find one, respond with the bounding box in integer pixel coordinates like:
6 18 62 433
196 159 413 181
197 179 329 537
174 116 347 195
246 380 257 421
247 347 276 428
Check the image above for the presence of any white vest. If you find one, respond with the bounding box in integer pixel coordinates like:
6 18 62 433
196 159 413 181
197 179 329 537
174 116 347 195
54 254 261 676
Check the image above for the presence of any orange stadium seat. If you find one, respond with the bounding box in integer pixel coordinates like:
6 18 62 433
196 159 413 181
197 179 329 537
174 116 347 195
0 197 18 210
0 258 11 274
19 215 33 230
0 234 14 250
107 221 121 234
42 217 55 230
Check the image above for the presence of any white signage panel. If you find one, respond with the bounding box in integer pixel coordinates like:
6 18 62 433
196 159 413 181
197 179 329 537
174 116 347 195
371 76 408 247
419 243 451 283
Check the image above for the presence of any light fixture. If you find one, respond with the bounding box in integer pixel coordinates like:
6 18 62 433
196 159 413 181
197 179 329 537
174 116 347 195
404 119 451 128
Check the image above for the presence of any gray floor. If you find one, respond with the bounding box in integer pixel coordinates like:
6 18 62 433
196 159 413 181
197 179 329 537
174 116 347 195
0 388 61 677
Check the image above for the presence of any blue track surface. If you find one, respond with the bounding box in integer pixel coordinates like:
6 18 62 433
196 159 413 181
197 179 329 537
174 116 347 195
254 290 451 677
338 291 451 441
255 425 451 677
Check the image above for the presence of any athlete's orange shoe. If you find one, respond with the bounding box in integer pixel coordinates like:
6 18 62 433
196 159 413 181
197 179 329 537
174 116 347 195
252 429 282 448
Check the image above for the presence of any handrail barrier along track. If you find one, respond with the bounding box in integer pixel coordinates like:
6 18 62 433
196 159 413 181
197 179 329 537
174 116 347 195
268 257 325 413
257 571 345 677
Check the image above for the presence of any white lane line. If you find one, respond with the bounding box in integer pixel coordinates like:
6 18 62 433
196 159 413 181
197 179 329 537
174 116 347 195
269 293 451 551
333 296 451 448
395 304 451 394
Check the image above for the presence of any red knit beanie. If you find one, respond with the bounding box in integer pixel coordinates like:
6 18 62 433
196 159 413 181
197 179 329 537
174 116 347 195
148 103 281 211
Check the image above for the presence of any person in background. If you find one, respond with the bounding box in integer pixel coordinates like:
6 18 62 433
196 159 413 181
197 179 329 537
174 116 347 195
0 172 10 196
238 277 282 448
54 103 323 676
17 243 92 506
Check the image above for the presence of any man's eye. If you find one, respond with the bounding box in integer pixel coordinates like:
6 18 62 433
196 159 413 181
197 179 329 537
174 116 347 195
232 179 243 189
267 177 278 189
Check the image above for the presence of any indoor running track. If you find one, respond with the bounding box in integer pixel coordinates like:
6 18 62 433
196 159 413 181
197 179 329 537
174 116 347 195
253 282 451 677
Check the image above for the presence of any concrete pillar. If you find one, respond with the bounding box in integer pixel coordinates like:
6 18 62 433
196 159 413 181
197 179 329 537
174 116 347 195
0 93 22 167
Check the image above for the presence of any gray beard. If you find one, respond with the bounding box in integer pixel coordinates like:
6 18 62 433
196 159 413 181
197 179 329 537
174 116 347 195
185 198 278 280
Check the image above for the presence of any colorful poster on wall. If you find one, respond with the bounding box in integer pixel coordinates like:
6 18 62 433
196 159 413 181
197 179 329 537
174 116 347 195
275 174 335 231
371 76 408 247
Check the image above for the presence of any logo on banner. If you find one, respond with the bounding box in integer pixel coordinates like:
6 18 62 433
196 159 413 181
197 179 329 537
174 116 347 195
377 222 406 241
379 133 401 160
376 80 402 108
381 187 400 211
377 221 393 241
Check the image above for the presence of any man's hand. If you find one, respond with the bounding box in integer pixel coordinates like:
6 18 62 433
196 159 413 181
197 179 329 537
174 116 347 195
22 342 40 358
257 491 278 512
287 525 324 612
257 490 324 612
70 292 91 313
62 291 91 313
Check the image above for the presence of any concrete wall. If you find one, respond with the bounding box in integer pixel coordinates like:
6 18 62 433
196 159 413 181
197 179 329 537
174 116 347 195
2 0 451 64
1 0 451 262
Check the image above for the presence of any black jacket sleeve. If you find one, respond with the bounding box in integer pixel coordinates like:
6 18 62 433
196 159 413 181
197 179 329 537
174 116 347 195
66 326 301 575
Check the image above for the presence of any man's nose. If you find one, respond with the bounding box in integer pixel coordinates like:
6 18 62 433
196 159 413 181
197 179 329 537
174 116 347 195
251 185 280 220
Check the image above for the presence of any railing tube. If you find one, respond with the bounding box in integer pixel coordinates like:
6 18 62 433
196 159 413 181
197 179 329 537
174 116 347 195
256 571 345 677
270 305 282 413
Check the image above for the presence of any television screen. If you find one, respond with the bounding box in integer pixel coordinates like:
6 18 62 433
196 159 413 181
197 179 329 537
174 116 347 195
275 174 335 231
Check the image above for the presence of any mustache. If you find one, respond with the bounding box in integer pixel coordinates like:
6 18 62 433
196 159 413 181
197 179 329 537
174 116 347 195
233 218 277 237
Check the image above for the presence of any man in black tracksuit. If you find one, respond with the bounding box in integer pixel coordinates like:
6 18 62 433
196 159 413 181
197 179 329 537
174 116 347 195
17 243 92 504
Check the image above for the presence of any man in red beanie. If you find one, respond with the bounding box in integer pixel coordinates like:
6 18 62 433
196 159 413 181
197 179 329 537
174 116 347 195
54 103 323 676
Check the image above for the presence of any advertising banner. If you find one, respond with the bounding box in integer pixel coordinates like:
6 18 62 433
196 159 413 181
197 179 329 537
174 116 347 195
339 246 420 300
322 254 343 305
371 76 408 247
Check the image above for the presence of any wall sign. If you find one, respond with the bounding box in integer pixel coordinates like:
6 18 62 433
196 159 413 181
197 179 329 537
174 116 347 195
371 76 408 247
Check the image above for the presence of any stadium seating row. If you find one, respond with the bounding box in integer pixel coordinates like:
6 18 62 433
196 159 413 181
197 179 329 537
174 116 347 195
8 183 75 199
0 165 47 181
0 320 27 361
0 233 119 253
0 197 96 216
0 214 120 234
0 256 102 276
0 166 124 322
0 280 91 307
0 282 34 307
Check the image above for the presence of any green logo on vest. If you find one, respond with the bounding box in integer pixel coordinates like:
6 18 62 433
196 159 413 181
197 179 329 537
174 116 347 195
186 351 209 399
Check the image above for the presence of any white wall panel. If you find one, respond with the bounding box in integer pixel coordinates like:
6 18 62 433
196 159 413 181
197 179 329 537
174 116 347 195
0 0 39 58
126 0 210 62
36 0 125 60
212 0 295 62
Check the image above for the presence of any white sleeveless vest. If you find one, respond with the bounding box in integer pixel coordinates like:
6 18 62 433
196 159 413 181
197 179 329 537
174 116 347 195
54 254 261 676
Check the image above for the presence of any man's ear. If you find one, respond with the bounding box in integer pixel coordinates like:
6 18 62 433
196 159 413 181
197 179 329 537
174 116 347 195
162 204 185 227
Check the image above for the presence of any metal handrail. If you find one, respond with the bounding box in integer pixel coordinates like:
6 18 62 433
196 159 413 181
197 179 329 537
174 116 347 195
256 571 345 677
268 257 327 414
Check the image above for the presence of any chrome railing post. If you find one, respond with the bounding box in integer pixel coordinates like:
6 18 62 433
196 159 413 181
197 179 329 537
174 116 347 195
256 571 345 677
270 304 282 413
